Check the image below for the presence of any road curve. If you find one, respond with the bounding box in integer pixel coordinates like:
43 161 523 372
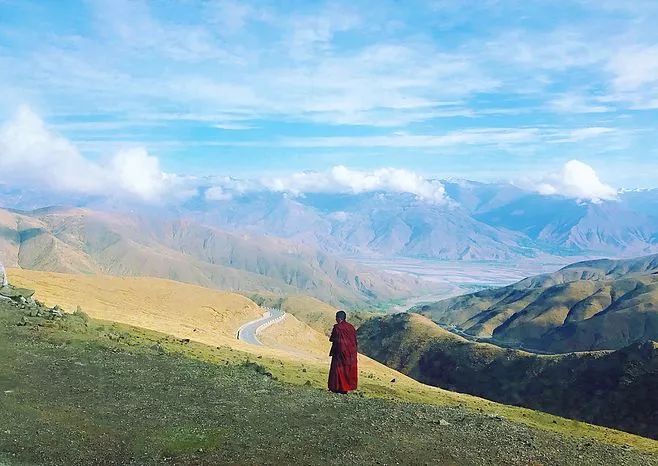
237 307 286 346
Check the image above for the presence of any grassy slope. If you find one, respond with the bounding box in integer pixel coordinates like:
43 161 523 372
410 254 658 353
414 276 658 352
1 301 657 465
9 268 264 347
5 270 658 455
358 313 658 439
258 313 331 360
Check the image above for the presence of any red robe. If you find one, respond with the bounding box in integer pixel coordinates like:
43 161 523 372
328 320 358 393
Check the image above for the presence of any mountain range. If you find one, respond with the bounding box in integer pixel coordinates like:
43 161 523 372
2 181 658 261
183 183 658 260
182 182 658 260
0 207 428 307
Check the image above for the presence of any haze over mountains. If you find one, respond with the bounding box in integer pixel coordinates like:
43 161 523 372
4 178 656 262
188 179 658 260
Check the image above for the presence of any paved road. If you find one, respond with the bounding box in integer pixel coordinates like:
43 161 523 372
237 307 286 346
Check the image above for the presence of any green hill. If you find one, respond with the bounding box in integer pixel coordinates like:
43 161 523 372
1 295 657 464
358 313 658 439
411 254 658 352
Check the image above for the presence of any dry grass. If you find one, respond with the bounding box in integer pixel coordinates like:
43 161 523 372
9 268 263 348
258 313 330 360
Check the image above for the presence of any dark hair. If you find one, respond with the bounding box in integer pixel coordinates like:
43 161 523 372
336 310 347 321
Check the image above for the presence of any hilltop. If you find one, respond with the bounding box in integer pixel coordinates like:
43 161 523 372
358 313 658 439
411 253 658 352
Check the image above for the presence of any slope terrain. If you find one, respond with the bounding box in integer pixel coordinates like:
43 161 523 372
0 207 428 307
412 254 658 352
9 268 264 348
247 292 375 335
1 288 656 464
358 313 658 439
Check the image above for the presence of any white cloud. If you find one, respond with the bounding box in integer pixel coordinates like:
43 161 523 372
605 44 658 109
0 105 106 193
205 0 257 35
109 148 170 201
535 160 618 203
93 0 230 62
275 128 539 148
261 166 449 204
485 29 605 71
548 94 611 114
205 185 233 201
0 106 186 202
608 45 658 91
285 5 361 60
555 127 615 143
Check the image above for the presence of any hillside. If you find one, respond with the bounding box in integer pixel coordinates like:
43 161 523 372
1 291 656 464
247 292 375 335
8 268 265 348
358 313 658 439
0 207 428 307
411 254 658 352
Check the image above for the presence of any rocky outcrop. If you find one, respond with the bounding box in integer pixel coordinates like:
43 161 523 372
0 280 65 321
0 284 36 300
0 262 7 287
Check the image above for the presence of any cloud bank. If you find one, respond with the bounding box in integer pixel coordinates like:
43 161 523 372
535 160 618 202
0 106 188 202
0 108 622 207
261 166 449 204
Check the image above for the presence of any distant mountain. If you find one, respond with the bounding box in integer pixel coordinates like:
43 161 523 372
185 191 538 260
0 207 429 307
188 186 658 260
3 181 658 261
358 313 658 439
476 193 658 256
411 254 658 352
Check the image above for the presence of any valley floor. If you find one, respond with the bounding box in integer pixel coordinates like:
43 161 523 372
1 299 657 465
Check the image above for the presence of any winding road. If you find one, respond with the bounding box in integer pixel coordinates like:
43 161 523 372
237 307 286 346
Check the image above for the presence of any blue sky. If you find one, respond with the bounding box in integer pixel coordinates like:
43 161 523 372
1 0 658 200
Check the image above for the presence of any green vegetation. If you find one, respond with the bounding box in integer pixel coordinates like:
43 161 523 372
1 300 657 464
411 254 658 353
358 313 658 439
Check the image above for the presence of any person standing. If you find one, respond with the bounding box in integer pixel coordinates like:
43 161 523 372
328 310 358 394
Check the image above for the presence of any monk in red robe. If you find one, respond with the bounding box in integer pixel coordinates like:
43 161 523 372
328 310 358 394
